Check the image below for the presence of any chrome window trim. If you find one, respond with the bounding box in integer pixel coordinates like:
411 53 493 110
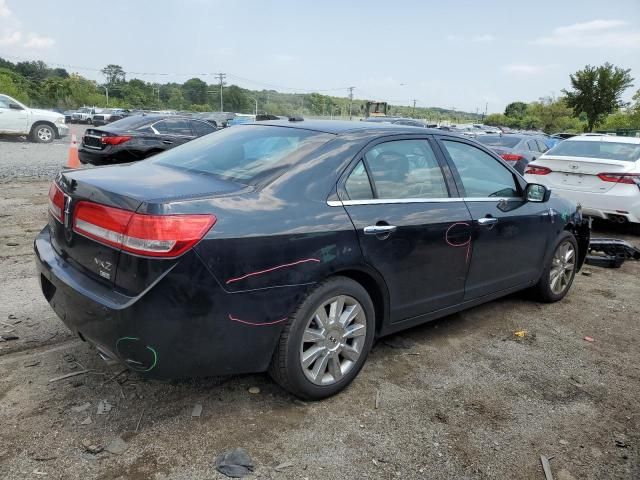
327 197 521 207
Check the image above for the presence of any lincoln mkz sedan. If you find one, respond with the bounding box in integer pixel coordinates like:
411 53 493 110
35 120 590 399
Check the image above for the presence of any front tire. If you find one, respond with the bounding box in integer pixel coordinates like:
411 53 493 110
269 276 375 400
31 124 55 143
532 232 578 303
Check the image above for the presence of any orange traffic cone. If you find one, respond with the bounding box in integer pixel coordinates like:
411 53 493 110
66 134 81 169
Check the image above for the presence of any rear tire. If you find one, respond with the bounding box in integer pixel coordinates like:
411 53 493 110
532 232 578 303
269 276 375 400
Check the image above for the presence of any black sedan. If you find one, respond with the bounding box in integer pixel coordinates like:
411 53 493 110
476 134 549 174
36 120 589 399
79 114 217 165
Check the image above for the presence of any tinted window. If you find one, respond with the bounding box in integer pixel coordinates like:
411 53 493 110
364 140 449 199
442 140 519 198
547 139 640 162
476 135 520 148
535 139 548 152
151 125 332 184
345 161 373 200
526 140 538 151
191 120 216 136
155 118 192 136
109 115 157 130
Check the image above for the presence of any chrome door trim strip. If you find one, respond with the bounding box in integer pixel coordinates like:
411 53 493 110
327 197 520 206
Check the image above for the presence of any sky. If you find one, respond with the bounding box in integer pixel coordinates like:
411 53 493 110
1 0 639 113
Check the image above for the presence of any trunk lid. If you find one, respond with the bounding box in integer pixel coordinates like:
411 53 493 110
50 163 246 290
535 154 634 193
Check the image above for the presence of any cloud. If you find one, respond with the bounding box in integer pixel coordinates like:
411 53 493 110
472 34 494 43
24 33 54 49
0 0 10 17
502 64 549 75
0 30 20 45
532 19 640 48
0 1 55 51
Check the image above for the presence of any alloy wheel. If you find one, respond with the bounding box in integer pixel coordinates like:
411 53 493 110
37 126 53 142
300 295 367 386
550 241 576 295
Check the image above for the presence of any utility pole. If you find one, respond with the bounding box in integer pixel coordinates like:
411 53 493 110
412 99 418 117
215 73 226 111
102 86 109 106
482 102 488 122
348 86 355 120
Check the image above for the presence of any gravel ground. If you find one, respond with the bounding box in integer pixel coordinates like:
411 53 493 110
0 125 87 181
0 138 639 479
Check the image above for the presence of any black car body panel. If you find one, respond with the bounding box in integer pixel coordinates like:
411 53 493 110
78 115 217 165
35 120 589 380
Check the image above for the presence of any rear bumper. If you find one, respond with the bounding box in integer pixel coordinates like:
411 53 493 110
34 226 307 379
78 147 137 165
537 184 640 224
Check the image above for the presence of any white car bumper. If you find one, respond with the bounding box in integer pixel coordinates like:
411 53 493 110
57 124 70 138
531 181 640 224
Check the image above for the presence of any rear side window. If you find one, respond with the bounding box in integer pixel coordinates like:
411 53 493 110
191 120 216 136
151 125 332 184
547 139 640 162
345 161 373 200
154 119 192 136
442 140 520 198
526 140 538 151
535 140 548 152
363 139 449 199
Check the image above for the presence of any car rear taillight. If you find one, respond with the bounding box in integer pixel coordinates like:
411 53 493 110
73 201 216 258
48 183 64 222
101 135 132 145
597 173 640 185
525 165 552 175
500 153 524 162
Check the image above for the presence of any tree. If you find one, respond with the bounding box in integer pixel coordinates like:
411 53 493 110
563 63 634 132
182 78 208 106
224 85 249 112
504 101 528 119
14 60 49 83
101 64 126 85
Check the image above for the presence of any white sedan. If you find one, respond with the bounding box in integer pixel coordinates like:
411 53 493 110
524 135 640 226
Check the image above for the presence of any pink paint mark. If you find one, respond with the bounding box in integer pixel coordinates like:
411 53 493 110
228 314 288 326
226 258 320 285
445 222 473 264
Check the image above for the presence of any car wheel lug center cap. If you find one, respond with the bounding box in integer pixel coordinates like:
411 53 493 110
324 328 343 352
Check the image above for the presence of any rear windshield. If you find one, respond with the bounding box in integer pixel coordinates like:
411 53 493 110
476 135 520 148
150 125 333 184
547 140 640 162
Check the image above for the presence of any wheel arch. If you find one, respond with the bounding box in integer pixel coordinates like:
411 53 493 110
563 220 590 271
329 266 389 336
30 120 58 138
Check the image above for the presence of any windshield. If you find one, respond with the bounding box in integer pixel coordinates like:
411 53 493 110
476 136 521 148
547 140 640 162
150 125 333 184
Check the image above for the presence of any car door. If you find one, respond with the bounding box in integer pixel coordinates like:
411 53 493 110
437 137 552 300
153 118 195 149
339 137 473 322
0 96 29 133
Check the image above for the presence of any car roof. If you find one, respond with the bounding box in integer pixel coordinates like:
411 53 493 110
250 119 441 135
567 134 640 144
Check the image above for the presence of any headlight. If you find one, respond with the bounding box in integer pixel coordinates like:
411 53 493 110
56 117 65 124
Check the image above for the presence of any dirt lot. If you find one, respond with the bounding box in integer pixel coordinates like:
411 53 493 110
0 137 639 479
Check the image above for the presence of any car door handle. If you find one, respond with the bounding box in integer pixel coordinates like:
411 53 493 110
477 217 498 226
162 140 173 145
364 225 397 235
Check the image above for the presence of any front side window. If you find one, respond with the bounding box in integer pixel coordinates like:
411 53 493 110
155 118 192 136
191 120 216 136
363 139 449 199
0 96 10 109
441 140 520 198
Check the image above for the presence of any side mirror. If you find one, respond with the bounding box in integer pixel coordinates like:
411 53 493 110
526 183 551 202
9 103 24 110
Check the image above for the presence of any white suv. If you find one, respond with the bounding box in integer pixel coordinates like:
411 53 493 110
0 94 69 143
525 134 640 227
